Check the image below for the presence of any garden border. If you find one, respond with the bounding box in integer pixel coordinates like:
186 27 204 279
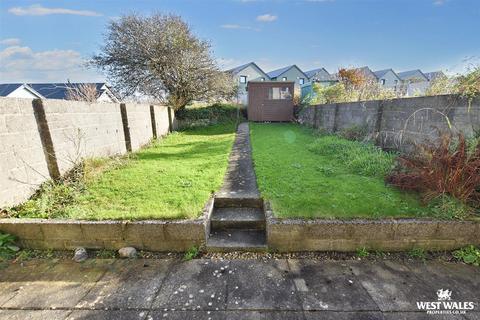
0 198 215 252
264 201 480 252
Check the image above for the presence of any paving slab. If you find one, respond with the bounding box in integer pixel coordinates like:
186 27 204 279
77 259 174 309
304 311 385 320
288 260 379 312
401 261 480 306
382 312 467 320
148 310 305 319
66 310 147 320
216 122 260 199
226 259 302 311
0 310 70 320
1 260 113 309
152 259 230 311
350 261 437 312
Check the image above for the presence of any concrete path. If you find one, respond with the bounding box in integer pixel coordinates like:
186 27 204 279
216 122 260 200
0 259 478 319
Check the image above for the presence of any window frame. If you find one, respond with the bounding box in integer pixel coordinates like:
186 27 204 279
239 75 247 84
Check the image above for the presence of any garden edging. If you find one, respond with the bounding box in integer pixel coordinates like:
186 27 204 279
265 202 480 252
0 197 215 252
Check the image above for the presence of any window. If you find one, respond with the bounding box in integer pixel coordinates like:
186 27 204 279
282 77 287 81
299 78 305 85
260 77 265 81
381 79 386 85
268 87 292 100
240 76 247 84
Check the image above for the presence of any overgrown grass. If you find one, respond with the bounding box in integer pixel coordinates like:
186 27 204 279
175 103 245 128
9 123 236 220
250 123 430 219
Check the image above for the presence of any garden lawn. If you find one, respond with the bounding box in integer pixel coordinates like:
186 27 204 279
250 123 430 219
53 124 235 220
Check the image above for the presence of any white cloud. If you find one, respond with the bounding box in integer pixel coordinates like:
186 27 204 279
0 45 103 82
0 38 21 46
256 14 277 22
220 24 260 31
8 4 102 17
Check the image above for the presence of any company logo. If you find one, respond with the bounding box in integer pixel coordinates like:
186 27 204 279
436 289 452 301
416 289 476 315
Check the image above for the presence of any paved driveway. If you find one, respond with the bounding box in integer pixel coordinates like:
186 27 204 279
0 258 478 319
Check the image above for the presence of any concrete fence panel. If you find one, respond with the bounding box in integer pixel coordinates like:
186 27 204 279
0 97 171 208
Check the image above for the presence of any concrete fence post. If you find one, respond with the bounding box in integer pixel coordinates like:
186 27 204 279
32 99 61 181
167 107 173 132
332 103 340 132
120 103 132 152
375 101 385 146
150 105 157 139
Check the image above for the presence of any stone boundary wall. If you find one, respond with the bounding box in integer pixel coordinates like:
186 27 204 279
265 207 480 252
0 97 174 208
299 94 480 151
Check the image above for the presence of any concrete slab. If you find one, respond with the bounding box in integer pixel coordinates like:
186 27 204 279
0 310 69 320
152 259 229 311
207 229 267 251
288 260 379 311
226 260 302 311
350 261 436 312
1 260 113 309
304 311 385 320
216 122 260 199
66 310 147 320
77 259 174 309
401 261 480 305
382 312 466 319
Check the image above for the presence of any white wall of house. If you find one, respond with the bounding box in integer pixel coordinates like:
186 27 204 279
307 69 331 84
399 71 429 96
7 86 40 99
377 70 401 91
233 64 268 104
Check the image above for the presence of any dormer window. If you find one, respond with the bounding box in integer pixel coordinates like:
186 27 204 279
240 76 247 84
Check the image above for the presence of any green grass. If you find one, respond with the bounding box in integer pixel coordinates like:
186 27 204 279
12 123 236 220
250 123 430 219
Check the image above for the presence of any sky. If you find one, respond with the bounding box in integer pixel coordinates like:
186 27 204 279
1 0 480 83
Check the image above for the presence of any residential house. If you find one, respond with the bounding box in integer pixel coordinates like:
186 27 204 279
0 83 120 103
397 70 429 96
373 69 402 92
226 62 270 105
304 68 336 86
267 65 309 91
424 71 446 82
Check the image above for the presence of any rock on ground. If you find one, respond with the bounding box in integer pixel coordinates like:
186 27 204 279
118 247 137 258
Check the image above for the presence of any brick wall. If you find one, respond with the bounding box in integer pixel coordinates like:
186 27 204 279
0 97 173 208
299 94 480 151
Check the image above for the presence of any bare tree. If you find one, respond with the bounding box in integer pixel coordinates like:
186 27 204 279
91 13 237 111
66 83 98 102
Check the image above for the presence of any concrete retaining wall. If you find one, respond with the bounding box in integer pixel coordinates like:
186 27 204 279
299 94 480 151
0 97 174 208
0 218 204 252
266 209 480 252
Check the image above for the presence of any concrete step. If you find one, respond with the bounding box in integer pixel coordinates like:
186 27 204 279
206 229 267 252
211 207 265 230
214 197 263 208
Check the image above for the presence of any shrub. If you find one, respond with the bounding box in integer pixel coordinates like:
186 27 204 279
386 134 480 210
339 125 370 142
175 103 245 122
0 232 18 260
308 135 396 178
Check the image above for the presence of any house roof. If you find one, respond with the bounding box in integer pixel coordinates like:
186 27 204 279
0 82 118 101
304 68 334 81
397 69 428 81
0 83 23 96
226 62 269 78
267 65 308 79
28 83 106 99
424 71 445 81
373 69 401 81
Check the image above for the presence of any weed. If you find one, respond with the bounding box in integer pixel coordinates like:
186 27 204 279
408 247 427 260
426 195 473 220
96 249 117 259
339 125 370 142
453 245 480 266
356 247 370 258
184 246 200 261
0 232 19 260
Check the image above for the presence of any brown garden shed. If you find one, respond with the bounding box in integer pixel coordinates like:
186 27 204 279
247 81 294 122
